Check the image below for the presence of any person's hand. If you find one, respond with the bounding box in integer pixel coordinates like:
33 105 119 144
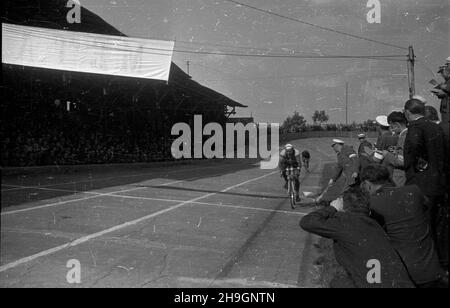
351 172 358 179
387 146 396 154
328 179 334 186
330 197 344 212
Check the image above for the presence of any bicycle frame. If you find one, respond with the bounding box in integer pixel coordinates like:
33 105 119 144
285 167 300 209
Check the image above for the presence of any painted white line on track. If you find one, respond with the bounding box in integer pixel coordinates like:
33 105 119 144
176 276 299 288
0 170 278 273
0 170 234 216
1 184 103 195
0 179 183 216
0 162 233 192
192 200 309 216
100 193 308 216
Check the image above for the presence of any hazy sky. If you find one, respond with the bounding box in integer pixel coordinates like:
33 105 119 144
82 0 449 124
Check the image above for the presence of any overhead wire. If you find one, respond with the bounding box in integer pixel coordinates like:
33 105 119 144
6 25 407 61
222 0 408 51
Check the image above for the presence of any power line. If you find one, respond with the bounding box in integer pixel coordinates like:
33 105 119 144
196 72 407 82
0 25 318 57
7 26 407 61
175 49 407 60
193 62 407 82
222 0 408 51
175 39 323 56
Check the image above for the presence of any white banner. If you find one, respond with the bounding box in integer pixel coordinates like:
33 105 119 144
2 23 174 81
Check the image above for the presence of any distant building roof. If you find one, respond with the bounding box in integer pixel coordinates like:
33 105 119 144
2 0 246 109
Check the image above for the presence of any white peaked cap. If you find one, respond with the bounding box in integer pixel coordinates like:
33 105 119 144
332 139 345 146
374 151 384 160
412 95 427 103
375 115 389 127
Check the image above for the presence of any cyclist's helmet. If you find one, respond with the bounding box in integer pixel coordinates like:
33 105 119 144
285 144 294 154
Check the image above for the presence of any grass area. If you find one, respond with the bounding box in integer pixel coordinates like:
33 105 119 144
313 238 348 288
311 160 349 288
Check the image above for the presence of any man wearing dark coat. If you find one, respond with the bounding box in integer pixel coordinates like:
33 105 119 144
403 98 448 269
300 187 414 288
357 133 373 173
383 111 408 187
361 165 447 288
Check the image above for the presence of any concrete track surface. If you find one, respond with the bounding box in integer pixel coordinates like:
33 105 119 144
0 138 360 288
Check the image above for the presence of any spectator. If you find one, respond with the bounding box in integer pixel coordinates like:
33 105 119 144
357 133 373 172
403 98 448 269
375 115 398 151
384 111 408 187
431 59 450 142
424 105 441 124
361 165 447 288
300 187 414 288
328 139 359 189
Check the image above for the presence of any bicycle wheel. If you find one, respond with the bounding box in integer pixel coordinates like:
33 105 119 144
289 179 295 209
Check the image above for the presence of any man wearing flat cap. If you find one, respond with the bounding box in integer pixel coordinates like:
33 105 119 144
328 139 360 190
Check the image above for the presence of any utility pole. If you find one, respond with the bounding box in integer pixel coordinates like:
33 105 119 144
407 45 415 99
345 81 349 125
186 61 190 76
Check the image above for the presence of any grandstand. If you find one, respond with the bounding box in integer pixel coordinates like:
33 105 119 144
1 0 247 167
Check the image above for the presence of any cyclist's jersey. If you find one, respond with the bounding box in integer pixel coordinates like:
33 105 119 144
279 148 301 169
302 150 310 159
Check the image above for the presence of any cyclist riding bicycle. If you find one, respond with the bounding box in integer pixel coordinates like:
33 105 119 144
301 150 311 172
279 144 302 202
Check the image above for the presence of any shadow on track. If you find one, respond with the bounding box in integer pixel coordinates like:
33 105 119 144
134 184 286 200
1 159 261 209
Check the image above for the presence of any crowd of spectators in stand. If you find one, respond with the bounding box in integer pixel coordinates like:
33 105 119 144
1 131 175 167
0 95 176 167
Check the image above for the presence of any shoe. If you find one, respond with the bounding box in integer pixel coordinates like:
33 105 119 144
295 195 301 203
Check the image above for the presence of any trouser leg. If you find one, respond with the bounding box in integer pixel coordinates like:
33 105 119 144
294 176 300 193
426 195 449 269
281 171 287 182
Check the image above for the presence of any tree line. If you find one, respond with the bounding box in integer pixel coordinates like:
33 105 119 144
281 110 377 134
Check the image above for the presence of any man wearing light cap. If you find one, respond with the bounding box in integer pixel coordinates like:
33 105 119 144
328 139 360 189
375 115 398 151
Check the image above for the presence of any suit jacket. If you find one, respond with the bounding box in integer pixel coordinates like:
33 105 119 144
300 207 414 288
332 145 359 186
404 117 447 196
369 184 444 284
358 140 373 172
376 131 398 151
383 128 408 187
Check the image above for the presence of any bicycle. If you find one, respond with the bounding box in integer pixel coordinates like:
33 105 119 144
302 157 310 173
285 166 300 209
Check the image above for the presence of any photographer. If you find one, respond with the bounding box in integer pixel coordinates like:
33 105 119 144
300 187 414 288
